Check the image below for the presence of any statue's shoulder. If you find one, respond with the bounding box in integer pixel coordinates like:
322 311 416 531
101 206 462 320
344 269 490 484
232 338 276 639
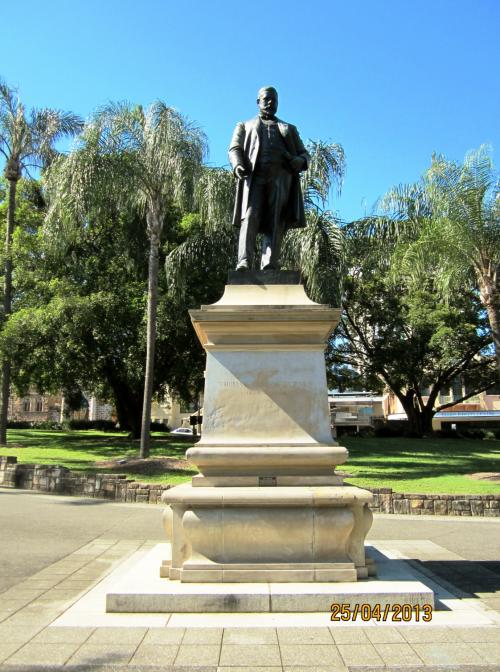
232 117 258 134
276 118 296 131
242 116 260 131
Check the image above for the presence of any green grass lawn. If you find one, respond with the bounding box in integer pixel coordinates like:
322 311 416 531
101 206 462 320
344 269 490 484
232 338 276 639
2 429 198 484
1 429 499 494
342 436 500 494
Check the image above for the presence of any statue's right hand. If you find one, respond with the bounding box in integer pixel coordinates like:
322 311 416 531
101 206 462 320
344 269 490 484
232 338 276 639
235 165 248 179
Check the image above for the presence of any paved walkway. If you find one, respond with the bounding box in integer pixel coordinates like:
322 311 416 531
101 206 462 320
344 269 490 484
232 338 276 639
1 488 499 671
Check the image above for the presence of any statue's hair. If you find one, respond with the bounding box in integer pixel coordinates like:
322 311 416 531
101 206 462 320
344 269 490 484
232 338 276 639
257 86 278 98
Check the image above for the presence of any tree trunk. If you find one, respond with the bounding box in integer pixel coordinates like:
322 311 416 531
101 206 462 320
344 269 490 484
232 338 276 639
140 213 161 458
399 391 434 437
103 363 143 438
0 178 17 445
112 383 142 438
479 276 500 378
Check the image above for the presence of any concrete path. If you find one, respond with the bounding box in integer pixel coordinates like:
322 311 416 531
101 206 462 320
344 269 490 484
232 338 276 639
1 488 499 671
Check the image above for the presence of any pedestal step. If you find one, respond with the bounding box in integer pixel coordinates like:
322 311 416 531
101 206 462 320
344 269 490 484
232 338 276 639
106 546 432 614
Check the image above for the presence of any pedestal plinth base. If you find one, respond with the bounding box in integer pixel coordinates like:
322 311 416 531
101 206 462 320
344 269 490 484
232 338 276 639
105 544 434 613
161 484 373 583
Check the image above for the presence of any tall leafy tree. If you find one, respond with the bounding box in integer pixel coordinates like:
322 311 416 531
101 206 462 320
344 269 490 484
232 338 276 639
0 186 210 437
329 233 496 435
45 102 207 456
0 80 82 444
372 146 500 377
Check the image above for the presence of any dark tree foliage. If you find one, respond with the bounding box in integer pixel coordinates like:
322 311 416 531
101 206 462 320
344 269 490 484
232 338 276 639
327 234 497 436
0 183 220 437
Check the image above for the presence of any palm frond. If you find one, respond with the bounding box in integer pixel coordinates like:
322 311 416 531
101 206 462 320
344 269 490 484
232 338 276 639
302 140 345 211
165 228 235 302
281 210 344 305
194 167 235 233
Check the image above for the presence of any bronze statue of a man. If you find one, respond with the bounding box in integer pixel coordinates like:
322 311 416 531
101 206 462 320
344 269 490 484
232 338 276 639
228 86 310 271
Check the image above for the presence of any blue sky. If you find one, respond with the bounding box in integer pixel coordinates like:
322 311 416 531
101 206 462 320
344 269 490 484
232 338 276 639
1 0 498 221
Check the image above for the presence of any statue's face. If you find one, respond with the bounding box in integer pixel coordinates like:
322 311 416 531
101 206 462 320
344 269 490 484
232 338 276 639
257 90 278 118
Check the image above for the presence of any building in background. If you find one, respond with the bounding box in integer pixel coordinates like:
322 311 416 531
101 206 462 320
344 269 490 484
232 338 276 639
8 390 113 424
385 380 500 431
329 391 385 433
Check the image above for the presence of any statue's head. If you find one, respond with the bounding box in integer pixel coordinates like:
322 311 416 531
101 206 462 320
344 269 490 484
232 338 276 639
257 86 278 118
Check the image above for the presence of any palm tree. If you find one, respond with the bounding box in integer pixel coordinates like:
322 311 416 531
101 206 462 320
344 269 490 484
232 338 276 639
0 80 82 445
426 147 499 376
371 146 500 377
45 102 207 457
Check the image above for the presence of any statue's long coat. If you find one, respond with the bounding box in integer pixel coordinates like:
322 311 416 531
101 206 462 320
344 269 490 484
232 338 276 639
228 116 310 234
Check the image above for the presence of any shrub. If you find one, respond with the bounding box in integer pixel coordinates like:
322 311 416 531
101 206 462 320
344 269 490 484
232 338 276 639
458 428 485 440
7 421 32 429
32 421 62 430
150 421 170 432
67 419 117 431
374 424 406 438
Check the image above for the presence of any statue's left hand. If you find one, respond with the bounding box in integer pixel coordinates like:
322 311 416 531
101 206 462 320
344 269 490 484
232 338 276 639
289 155 306 173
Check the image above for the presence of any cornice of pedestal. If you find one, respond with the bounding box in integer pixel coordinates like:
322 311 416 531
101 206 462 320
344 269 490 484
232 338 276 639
189 283 340 349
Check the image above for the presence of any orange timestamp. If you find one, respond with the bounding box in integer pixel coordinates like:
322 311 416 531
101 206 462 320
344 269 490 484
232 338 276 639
330 603 433 622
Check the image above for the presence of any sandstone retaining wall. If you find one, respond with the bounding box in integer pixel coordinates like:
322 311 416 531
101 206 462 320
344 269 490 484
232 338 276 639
1 456 498 515
0 456 171 504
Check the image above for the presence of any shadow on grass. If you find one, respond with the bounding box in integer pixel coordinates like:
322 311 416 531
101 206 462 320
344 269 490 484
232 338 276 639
343 437 500 483
8 429 193 459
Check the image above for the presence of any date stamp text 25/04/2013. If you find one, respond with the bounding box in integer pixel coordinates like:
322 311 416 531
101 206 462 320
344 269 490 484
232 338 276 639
330 603 433 622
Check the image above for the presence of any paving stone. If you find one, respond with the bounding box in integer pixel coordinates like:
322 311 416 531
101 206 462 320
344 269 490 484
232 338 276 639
282 667 346 672
31 626 95 643
0 623 44 642
398 626 460 643
21 579 62 589
0 642 23 664
411 642 485 665
218 667 282 672
142 627 186 644
330 627 370 644
182 628 223 644
66 643 137 666
219 644 281 666
279 644 344 667
86 626 147 645
1 611 60 627
364 626 405 643
129 643 179 665
483 597 500 610
223 627 278 644
454 626 500 642
470 642 500 664
5 642 80 666
175 644 221 666
373 642 424 665
337 643 385 666
276 627 333 644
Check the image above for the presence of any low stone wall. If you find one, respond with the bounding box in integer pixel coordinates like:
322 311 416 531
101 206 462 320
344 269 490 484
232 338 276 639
0 456 171 504
1 456 499 515
369 487 499 517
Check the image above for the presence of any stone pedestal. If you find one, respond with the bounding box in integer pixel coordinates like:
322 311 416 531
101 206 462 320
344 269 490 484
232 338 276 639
161 272 374 582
